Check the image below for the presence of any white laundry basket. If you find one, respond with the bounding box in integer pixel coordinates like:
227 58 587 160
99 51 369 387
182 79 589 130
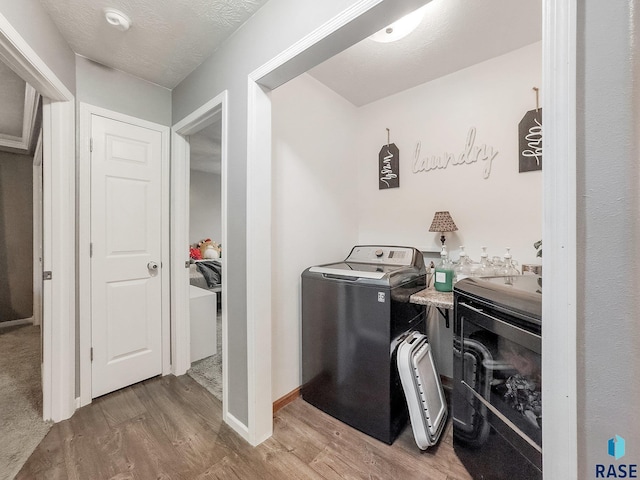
397 331 448 450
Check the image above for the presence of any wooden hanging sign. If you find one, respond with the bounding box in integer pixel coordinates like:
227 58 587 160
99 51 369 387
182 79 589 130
379 143 400 189
519 108 542 172
519 88 542 173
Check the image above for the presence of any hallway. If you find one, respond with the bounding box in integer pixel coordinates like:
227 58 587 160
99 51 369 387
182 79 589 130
19 374 470 479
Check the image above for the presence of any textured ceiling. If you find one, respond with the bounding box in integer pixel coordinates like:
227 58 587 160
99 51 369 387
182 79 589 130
190 115 222 174
38 0 268 88
0 61 26 137
308 0 542 106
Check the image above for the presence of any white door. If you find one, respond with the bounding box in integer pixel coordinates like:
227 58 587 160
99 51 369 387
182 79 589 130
90 114 163 398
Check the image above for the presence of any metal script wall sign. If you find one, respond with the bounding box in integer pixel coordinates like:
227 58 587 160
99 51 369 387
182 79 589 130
518 108 542 172
412 127 498 179
379 143 400 189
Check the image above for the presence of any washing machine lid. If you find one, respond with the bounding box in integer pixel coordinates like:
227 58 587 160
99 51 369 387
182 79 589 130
309 262 405 280
308 246 424 281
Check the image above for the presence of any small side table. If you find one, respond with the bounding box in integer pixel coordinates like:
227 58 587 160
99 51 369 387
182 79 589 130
409 288 454 328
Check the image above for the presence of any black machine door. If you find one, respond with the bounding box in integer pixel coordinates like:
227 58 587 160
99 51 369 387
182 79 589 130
454 299 542 475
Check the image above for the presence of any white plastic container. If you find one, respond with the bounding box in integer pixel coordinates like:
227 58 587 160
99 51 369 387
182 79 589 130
189 285 217 362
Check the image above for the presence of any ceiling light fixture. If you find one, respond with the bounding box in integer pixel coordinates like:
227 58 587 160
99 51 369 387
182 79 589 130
104 8 132 32
369 5 427 43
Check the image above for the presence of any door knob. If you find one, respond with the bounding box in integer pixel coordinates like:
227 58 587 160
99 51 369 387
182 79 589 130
147 261 159 270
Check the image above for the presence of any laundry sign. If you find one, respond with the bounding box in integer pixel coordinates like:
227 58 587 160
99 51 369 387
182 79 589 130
519 108 542 172
379 143 400 189
412 127 498 179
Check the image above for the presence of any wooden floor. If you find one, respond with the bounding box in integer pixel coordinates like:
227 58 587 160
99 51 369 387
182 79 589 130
18 375 471 480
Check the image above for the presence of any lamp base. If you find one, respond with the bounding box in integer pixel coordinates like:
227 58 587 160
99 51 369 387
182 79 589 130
440 234 446 246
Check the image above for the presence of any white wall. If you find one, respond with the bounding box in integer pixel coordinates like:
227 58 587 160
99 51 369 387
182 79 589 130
356 42 542 265
0 151 33 321
189 171 222 246
577 1 640 473
76 55 171 126
271 73 359 400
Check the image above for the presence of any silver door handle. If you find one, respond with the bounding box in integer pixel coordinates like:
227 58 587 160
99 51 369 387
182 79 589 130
147 261 159 270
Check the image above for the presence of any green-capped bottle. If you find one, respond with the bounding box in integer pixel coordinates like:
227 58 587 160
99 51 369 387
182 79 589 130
434 245 455 292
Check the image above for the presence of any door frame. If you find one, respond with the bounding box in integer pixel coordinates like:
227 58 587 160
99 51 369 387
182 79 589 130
78 103 171 405
0 13 76 422
170 91 231 423
540 1 577 477
243 1 578 476
32 130 43 327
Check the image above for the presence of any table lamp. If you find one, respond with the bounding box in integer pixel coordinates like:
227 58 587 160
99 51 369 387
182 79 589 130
429 211 458 246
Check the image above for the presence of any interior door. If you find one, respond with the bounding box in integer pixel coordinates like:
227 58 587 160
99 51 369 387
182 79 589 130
90 114 163 398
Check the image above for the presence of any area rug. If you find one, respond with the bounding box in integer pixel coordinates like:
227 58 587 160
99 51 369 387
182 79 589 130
0 324 51 480
187 311 222 401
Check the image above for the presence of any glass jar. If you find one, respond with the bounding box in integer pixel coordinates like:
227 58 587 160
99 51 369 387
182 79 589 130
454 246 473 281
434 246 455 292
477 246 493 276
498 247 520 284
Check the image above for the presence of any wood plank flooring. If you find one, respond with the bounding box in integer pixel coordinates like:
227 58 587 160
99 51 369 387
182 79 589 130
18 375 471 480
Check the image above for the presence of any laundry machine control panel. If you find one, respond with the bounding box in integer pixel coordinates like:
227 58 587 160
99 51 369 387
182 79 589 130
346 245 417 266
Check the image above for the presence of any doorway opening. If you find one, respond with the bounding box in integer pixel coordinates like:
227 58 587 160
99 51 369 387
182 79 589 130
0 77 42 329
0 67 49 474
269 0 543 400
0 12 77 426
185 112 224 402
171 91 229 422
244 2 577 476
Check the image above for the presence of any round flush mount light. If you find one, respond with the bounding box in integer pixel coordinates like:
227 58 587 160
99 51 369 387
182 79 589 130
104 8 131 32
369 5 427 43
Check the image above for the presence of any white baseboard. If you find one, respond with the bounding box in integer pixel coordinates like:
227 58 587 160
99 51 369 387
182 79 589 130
0 317 34 329
224 410 250 443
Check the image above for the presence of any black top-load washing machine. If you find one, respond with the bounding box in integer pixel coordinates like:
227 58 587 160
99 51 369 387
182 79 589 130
301 245 426 444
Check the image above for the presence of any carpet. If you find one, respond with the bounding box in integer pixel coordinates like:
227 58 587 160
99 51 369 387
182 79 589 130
0 325 51 480
187 311 222 401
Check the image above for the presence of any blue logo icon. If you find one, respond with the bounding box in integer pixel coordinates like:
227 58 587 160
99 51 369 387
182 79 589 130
596 435 636 478
609 435 626 460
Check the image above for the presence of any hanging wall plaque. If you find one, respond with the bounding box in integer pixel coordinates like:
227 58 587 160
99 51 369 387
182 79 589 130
519 108 542 172
379 143 400 189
